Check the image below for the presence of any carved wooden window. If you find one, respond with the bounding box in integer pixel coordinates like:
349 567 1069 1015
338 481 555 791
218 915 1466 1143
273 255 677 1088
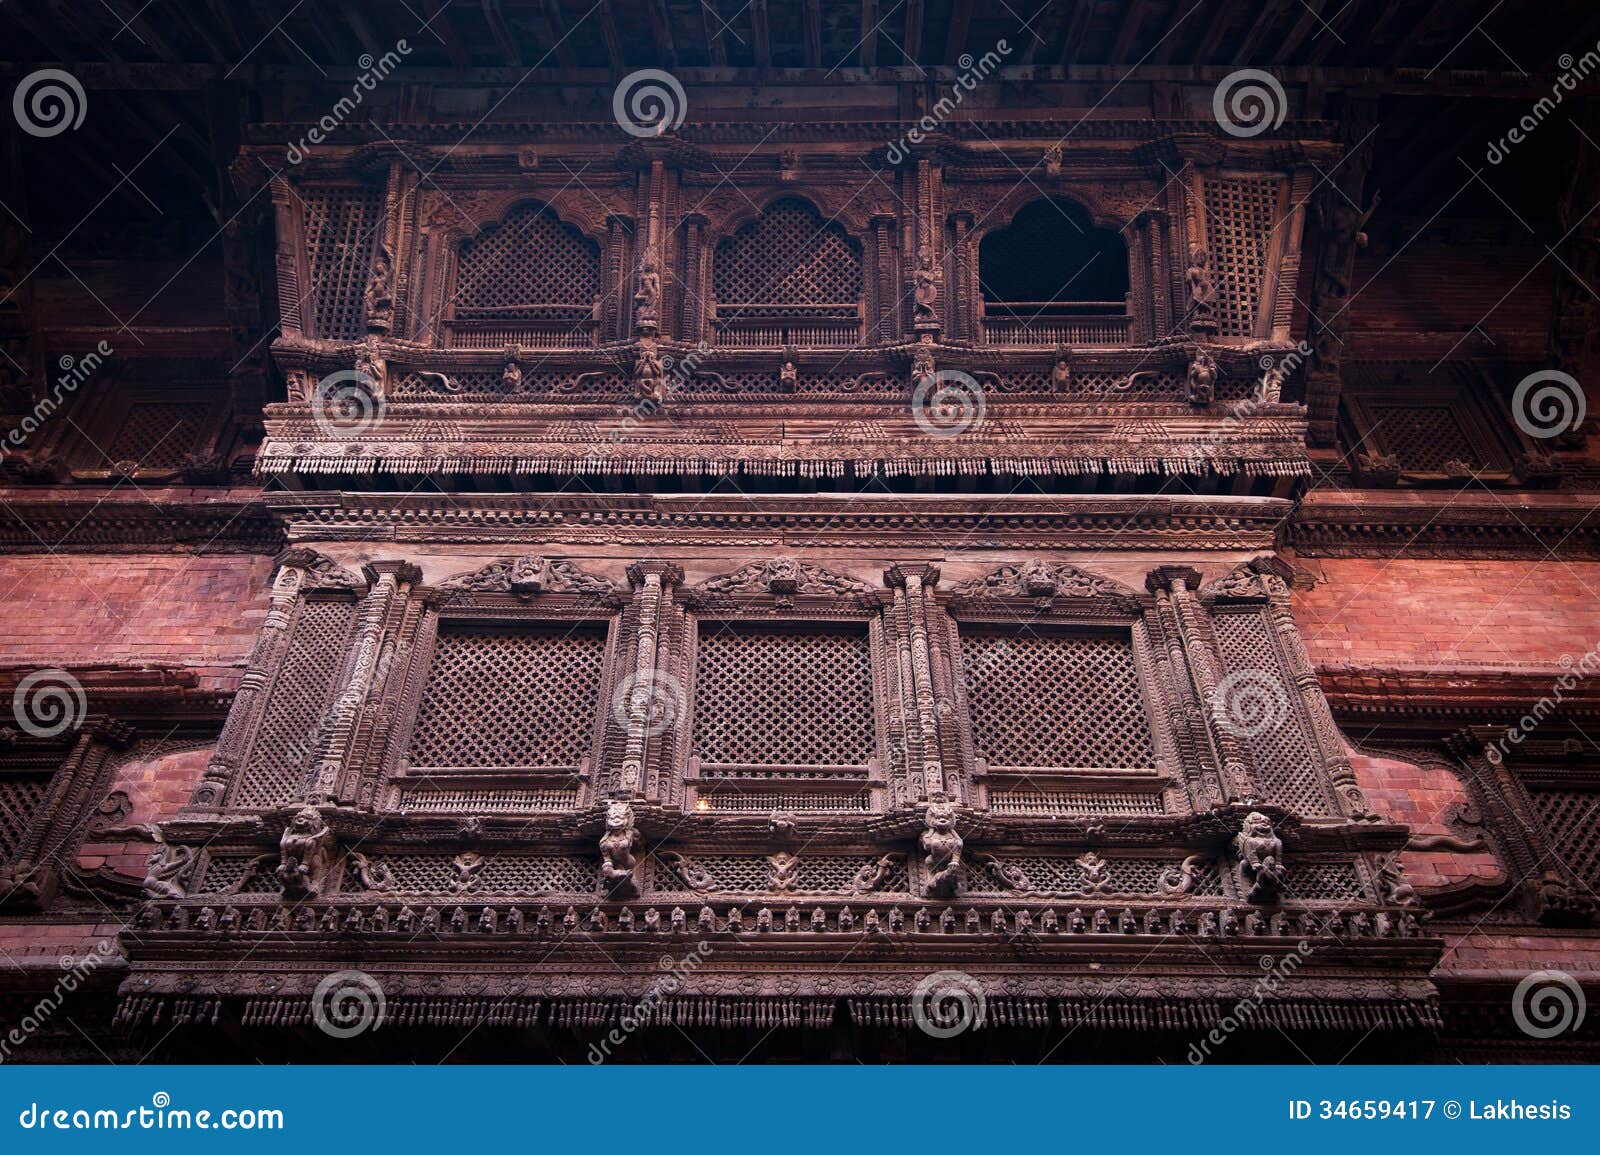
711 197 863 345
228 597 359 808
0 755 55 865
1209 607 1337 816
977 198 1130 345
960 628 1157 775
1341 362 1516 478
1201 175 1283 338
301 185 384 341
407 623 607 775
447 203 601 348
1521 779 1600 891
687 621 881 813
64 381 226 480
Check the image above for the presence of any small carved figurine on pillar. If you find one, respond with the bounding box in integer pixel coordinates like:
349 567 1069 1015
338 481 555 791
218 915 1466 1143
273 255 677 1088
1232 811 1286 904
633 245 661 336
364 242 394 334
1186 347 1218 406
919 795 964 899
634 338 666 403
598 799 641 899
1185 247 1219 336
913 244 940 333
1050 347 1072 393
276 806 335 900
502 346 523 393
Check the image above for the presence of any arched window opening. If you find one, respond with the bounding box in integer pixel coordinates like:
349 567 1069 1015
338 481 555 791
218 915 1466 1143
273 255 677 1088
978 199 1130 345
711 197 863 346
448 202 602 348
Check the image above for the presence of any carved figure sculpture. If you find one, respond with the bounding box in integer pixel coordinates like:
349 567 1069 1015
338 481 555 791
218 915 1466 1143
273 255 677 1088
276 806 335 900
634 247 661 333
1186 247 1219 335
1187 347 1218 406
913 244 939 327
919 796 963 899
598 800 640 898
1233 811 1286 904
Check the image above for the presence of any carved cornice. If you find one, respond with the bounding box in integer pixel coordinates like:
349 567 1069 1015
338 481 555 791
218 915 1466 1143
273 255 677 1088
1320 663 1600 726
945 560 1139 602
1290 491 1600 560
437 555 618 598
688 557 873 601
270 492 1291 551
0 488 282 555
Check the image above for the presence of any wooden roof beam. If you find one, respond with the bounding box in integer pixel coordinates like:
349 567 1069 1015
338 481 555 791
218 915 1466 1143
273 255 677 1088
1061 0 1094 67
481 0 525 68
1276 0 1329 65
647 0 679 67
1388 0 1452 67
703 0 729 67
858 0 878 68
1111 0 1148 65
1195 1 1235 64
804 0 823 68
904 0 925 67
597 1 626 72
752 0 772 71
421 0 473 69
1235 0 1283 63
944 0 973 66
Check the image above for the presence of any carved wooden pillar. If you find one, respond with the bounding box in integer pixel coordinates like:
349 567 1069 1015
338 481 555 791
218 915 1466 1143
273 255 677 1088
1144 568 1226 811
948 212 974 343
191 561 306 807
1262 592 1371 819
870 214 898 342
1126 219 1151 344
269 176 306 338
1148 566 1258 805
678 215 706 342
311 561 419 803
605 214 632 342
618 561 683 799
884 564 950 803
1304 96 1377 445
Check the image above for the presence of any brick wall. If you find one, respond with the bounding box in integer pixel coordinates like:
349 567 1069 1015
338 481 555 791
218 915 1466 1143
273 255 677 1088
0 554 272 689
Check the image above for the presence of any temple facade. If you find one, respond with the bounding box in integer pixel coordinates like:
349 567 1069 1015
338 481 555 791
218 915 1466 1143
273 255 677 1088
0 1 1597 1062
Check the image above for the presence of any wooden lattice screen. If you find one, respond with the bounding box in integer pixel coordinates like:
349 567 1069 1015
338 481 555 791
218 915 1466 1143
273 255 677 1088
301 185 384 340
692 624 875 766
713 198 862 308
229 598 358 808
454 204 601 318
1527 786 1600 890
408 625 607 772
1209 608 1336 816
0 769 53 862
960 631 1156 772
1202 176 1280 338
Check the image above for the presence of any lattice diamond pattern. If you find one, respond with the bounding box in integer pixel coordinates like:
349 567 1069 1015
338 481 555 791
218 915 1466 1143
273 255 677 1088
0 773 51 861
652 854 908 894
693 626 875 765
455 204 600 315
1369 404 1480 472
409 627 606 769
1529 788 1600 889
1203 177 1278 337
104 402 207 470
965 855 1223 896
302 186 383 340
1209 610 1335 816
714 198 862 306
360 854 598 894
1282 862 1367 901
961 632 1155 770
231 599 356 808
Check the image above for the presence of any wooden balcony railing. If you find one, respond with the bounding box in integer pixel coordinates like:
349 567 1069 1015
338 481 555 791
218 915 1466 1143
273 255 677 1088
978 300 1131 346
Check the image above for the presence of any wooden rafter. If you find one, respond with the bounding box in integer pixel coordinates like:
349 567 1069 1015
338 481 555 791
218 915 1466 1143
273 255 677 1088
481 0 525 68
859 0 878 68
944 0 973 66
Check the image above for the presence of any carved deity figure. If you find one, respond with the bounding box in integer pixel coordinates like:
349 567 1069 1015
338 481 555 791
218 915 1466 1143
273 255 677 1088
1186 247 1219 334
633 339 666 402
1018 558 1061 598
502 354 523 393
355 335 387 393
1186 347 1218 406
910 341 936 387
364 243 393 332
598 800 640 898
913 244 939 327
919 796 964 899
1050 349 1071 393
1232 811 1286 904
779 359 798 392
633 248 661 333
276 806 335 900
